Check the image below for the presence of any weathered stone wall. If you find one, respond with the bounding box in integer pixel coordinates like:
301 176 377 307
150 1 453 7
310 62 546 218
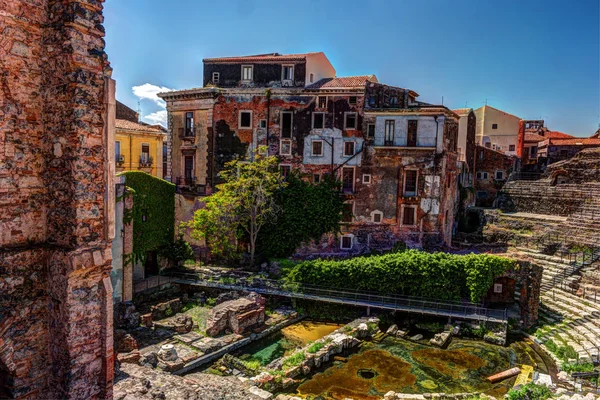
474 145 514 207
0 1 114 398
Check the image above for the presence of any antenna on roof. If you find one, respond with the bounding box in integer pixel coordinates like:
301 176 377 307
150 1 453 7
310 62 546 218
441 96 444 105
137 101 141 123
485 99 488 106
465 101 468 108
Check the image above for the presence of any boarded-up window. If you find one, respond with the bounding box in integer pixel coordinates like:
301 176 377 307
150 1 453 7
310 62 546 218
281 112 292 138
344 141 355 156
342 203 353 222
312 140 323 156
342 167 354 192
402 206 416 226
407 120 418 147
280 139 292 155
341 235 353 249
184 155 194 179
404 170 417 197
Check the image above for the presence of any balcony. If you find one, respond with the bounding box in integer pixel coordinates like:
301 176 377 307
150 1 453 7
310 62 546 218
116 154 125 166
176 176 207 196
179 127 195 140
139 155 153 168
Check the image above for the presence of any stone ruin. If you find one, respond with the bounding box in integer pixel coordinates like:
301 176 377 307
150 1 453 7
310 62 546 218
1 1 115 398
205 292 266 337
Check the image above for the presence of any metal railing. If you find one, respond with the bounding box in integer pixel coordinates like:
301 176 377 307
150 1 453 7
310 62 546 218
133 275 175 294
165 270 508 323
178 127 195 139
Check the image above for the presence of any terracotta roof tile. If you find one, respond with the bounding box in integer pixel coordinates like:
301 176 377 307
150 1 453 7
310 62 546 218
116 119 164 133
203 52 321 63
545 130 575 139
525 133 546 142
451 108 471 116
548 138 600 146
306 75 378 89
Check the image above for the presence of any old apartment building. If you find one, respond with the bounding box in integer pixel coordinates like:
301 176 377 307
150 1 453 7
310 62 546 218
159 52 460 251
474 105 520 156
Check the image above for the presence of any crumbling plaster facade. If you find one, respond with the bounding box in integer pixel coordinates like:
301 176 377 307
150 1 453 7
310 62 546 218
1 1 114 398
160 55 460 253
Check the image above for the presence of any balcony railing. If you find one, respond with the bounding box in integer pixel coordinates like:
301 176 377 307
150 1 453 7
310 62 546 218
176 176 207 195
116 155 125 166
139 155 153 167
179 127 195 139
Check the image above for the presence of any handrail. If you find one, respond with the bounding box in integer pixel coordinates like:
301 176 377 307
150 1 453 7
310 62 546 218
165 270 508 323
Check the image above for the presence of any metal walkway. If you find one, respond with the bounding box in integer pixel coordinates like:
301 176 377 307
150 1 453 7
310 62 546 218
166 271 508 323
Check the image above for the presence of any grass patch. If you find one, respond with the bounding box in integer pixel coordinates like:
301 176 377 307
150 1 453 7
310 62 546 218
283 351 305 369
307 342 325 354
507 383 552 400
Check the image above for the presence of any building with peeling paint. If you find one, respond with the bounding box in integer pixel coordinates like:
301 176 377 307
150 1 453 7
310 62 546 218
158 52 460 253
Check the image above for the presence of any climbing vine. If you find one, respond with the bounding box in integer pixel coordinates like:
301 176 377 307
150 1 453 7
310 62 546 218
283 250 515 302
257 173 344 258
120 171 176 264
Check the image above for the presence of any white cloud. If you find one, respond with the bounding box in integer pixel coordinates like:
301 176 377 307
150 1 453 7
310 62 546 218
132 83 173 107
143 110 168 127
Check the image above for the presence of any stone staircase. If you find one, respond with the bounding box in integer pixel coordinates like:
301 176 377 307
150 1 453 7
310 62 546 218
512 246 600 360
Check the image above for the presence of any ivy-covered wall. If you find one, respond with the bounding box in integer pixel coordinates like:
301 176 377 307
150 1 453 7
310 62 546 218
119 171 176 263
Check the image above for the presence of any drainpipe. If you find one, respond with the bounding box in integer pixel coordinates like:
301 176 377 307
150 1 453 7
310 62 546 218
265 89 271 156
129 133 132 171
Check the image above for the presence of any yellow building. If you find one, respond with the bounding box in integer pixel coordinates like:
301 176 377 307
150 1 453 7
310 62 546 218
114 101 166 177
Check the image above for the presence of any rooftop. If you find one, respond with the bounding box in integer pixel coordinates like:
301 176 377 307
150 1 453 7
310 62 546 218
547 138 600 146
116 119 165 133
203 52 321 63
451 108 472 116
306 75 378 89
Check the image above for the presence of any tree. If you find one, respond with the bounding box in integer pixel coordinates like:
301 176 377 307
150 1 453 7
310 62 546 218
189 150 284 266
257 173 344 258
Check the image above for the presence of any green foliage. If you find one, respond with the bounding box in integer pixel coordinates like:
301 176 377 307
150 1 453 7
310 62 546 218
306 342 325 354
544 339 557 353
415 322 445 333
283 351 305 369
158 231 194 264
506 383 552 400
283 250 515 302
205 297 217 307
561 362 595 373
120 171 175 264
556 344 578 361
189 151 284 265
242 359 261 372
257 173 344 258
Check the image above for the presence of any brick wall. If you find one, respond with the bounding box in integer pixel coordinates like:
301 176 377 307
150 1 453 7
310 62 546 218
0 1 114 398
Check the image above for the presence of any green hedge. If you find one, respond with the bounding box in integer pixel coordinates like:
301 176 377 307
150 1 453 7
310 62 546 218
120 171 176 263
284 250 516 302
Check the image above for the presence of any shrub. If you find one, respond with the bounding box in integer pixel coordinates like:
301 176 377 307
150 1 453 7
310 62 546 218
561 362 594 373
544 339 557 353
242 359 261 372
307 342 325 354
283 351 305 369
205 297 217 307
507 383 552 400
283 250 515 302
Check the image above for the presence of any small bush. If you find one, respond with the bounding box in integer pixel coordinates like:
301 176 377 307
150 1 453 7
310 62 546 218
544 339 557 353
561 362 594 373
307 342 325 354
283 351 305 369
205 297 217 307
242 359 261 372
507 383 552 400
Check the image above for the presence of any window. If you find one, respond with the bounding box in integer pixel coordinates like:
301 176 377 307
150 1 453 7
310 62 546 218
367 124 375 138
141 144 150 164
344 141 355 157
340 235 353 250
239 111 252 129
344 112 357 129
259 119 267 129
402 206 417 226
476 190 489 199
312 112 325 129
281 111 293 138
162 142 167 179
494 283 503 293
384 120 395 145
371 211 383 223
362 174 371 184
509 144 516 152
407 120 418 147
242 65 253 81
115 141 121 161
484 142 491 148
312 140 324 156
280 164 291 178
280 139 292 155
495 170 505 180
185 112 194 136
403 170 418 197
282 65 294 81
313 173 321 183
349 96 357 105
212 72 219 84
492 123 498 129
390 96 398 106
342 167 354 192
476 171 489 180
318 96 327 108
310 73 314 83
368 96 376 106
530 146 538 157
184 155 194 180
342 202 354 222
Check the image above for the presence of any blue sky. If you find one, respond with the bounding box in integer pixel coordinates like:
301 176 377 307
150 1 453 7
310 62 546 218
104 0 599 136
